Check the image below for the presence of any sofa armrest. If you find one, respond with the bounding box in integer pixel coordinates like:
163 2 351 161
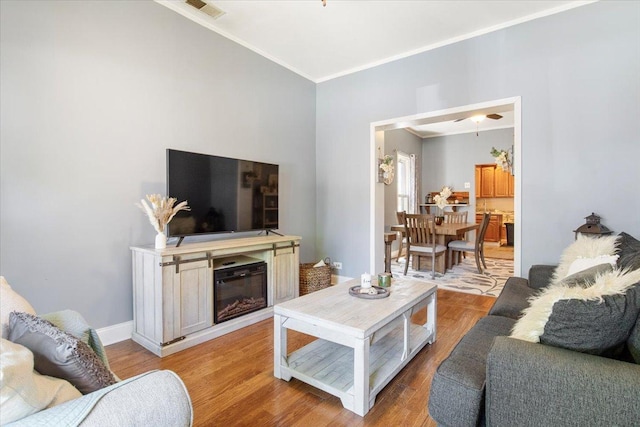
486 337 640 427
8 370 192 427
80 370 192 426
527 264 556 289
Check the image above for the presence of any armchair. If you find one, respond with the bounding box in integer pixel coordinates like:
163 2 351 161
1 276 193 426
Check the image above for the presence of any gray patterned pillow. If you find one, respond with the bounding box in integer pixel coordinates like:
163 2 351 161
8 312 116 394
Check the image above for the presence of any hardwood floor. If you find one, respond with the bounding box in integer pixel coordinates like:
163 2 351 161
106 289 495 426
483 244 514 260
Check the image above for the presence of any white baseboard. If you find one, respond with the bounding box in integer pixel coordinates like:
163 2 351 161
97 321 133 346
331 274 353 284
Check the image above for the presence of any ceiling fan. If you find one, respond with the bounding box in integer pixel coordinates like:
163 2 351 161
454 113 503 123
456 113 503 136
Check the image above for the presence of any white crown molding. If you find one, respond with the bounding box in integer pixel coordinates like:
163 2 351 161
157 1 595 84
316 1 596 83
155 0 316 82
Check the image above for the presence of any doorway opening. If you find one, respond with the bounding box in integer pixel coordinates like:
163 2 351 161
369 97 522 277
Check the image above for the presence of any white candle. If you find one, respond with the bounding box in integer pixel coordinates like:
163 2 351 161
360 273 372 289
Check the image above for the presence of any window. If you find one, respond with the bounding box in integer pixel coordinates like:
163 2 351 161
397 152 411 213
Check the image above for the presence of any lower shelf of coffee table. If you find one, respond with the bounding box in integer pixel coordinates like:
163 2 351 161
282 323 433 402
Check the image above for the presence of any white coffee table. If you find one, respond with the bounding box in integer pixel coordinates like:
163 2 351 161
273 277 437 416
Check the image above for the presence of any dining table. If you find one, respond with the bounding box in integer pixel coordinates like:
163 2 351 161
390 222 479 274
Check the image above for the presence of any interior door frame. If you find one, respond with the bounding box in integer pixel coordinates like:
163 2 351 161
369 96 522 277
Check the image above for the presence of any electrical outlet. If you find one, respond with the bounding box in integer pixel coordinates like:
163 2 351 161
464 182 471 189
332 261 343 270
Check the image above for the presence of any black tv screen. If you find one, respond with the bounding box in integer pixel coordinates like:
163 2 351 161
166 149 279 237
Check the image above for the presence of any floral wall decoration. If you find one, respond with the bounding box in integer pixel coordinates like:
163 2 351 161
378 153 395 185
490 146 513 174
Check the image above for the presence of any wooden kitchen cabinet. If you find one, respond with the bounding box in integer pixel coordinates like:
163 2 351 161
479 165 495 197
494 167 514 197
476 164 514 198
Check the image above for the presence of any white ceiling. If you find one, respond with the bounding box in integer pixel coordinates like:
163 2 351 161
158 0 593 83
409 110 514 138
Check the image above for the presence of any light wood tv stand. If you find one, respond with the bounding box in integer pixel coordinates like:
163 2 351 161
130 235 301 357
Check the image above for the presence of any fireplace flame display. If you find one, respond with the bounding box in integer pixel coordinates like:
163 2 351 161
218 297 267 322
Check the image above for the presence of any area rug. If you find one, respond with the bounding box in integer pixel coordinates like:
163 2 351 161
390 256 513 297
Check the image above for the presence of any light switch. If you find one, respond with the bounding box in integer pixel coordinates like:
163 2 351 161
464 182 471 189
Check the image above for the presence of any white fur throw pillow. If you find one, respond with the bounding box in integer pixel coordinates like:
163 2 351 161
511 268 640 346
551 234 619 283
0 276 36 339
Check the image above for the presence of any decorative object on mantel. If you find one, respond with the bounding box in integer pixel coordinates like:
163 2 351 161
573 212 613 240
138 194 190 249
377 148 395 185
433 186 452 225
490 146 513 174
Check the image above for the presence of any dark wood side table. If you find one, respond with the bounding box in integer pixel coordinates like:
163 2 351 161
384 232 397 274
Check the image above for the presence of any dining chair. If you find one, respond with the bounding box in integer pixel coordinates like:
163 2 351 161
401 212 447 279
395 211 408 262
447 212 491 274
444 211 469 240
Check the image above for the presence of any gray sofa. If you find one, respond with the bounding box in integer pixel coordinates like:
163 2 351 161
428 264 640 427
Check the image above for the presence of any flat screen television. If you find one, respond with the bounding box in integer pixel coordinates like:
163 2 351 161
166 149 279 240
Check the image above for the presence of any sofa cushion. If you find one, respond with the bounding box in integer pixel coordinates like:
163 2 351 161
617 231 640 272
0 338 81 424
541 284 640 355
0 276 36 339
8 312 117 394
551 234 619 283
628 316 640 364
428 315 516 426
511 269 640 355
488 277 536 319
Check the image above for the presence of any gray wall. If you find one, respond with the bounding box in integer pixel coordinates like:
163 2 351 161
0 1 317 328
317 1 640 278
421 128 514 199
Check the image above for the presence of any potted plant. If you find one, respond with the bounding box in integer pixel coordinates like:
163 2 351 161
138 194 190 249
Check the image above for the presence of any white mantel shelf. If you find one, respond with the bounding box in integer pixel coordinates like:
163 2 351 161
130 234 301 256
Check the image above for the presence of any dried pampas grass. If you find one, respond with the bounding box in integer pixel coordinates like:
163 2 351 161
138 194 190 234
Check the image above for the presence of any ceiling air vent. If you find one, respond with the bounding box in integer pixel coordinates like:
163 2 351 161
185 0 225 20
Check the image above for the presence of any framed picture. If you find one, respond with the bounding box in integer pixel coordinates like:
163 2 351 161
242 171 257 188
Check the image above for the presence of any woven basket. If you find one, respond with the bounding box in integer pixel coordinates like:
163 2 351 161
299 263 331 295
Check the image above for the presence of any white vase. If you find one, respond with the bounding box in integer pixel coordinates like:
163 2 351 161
155 232 167 249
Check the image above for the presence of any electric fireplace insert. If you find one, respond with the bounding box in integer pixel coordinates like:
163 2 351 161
213 256 267 323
